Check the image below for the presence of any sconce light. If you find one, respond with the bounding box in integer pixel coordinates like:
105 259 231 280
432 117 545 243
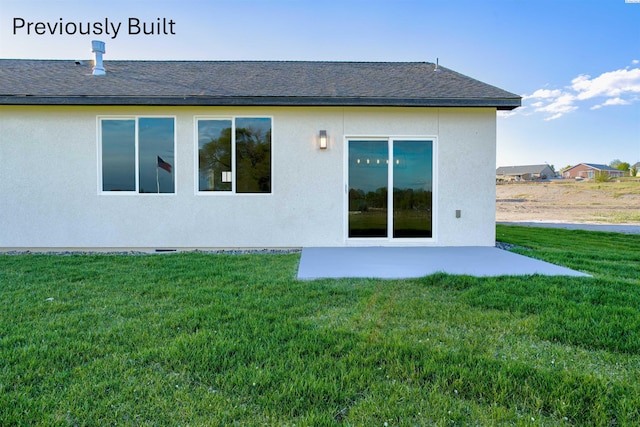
318 130 328 150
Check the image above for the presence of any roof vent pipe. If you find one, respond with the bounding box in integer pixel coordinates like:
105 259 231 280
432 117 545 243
91 40 106 76
434 58 441 73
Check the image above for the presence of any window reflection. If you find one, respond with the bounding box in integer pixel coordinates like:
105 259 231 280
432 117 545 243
236 118 272 193
348 140 389 238
348 139 433 239
197 117 272 194
100 117 175 194
101 120 135 191
139 118 175 194
393 140 433 238
198 120 232 191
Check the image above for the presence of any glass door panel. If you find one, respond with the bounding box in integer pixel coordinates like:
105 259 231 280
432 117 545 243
392 140 433 238
348 141 389 238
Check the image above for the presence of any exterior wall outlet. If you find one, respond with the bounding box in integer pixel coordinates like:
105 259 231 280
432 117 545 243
456 210 461 218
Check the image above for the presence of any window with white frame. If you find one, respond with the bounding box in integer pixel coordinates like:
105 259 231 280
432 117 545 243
100 117 175 194
197 117 272 193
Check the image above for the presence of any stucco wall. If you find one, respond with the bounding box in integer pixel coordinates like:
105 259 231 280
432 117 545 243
0 105 496 249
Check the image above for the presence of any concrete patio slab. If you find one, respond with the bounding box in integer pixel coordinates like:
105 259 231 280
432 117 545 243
297 246 591 280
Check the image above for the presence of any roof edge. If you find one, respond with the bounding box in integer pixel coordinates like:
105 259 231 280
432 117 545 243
0 95 521 110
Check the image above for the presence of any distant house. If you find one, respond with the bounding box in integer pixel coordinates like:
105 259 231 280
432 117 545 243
0 44 520 250
496 164 556 182
562 163 625 179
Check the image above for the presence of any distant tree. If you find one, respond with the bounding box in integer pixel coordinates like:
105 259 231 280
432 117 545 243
349 188 367 211
610 159 622 169
631 166 638 177
616 162 630 172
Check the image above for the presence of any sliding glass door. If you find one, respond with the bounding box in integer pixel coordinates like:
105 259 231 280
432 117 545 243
348 139 433 240
392 140 433 238
348 140 389 237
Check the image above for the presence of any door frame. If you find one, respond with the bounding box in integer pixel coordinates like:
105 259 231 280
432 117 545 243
344 135 438 246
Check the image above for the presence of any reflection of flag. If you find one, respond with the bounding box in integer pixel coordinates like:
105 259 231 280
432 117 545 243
157 156 172 173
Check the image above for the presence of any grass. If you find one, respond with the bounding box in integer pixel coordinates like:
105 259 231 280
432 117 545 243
591 211 640 223
1 226 640 426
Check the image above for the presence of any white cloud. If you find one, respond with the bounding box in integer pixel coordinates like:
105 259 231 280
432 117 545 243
520 90 578 120
523 88 563 100
537 94 578 120
591 97 631 110
510 62 640 120
632 59 639 65
572 68 640 100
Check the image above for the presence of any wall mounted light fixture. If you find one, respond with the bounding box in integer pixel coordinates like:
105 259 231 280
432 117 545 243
319 130 328 150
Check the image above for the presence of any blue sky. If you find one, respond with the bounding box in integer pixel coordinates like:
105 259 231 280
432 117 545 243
2 0 639 170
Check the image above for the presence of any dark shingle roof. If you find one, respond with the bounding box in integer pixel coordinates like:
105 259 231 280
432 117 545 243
0 60 521 109
581 163 619 172
496 165 554 176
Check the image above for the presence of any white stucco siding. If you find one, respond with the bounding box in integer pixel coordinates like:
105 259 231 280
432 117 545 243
342 108 496 247
0 105 496 249
437 109 497 246
1 107 99 246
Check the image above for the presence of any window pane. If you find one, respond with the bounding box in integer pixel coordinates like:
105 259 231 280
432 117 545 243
198 119 232 191
393 140 433 238
236 117 271 193
138 118 175 194
348 140 388 238
101 119 135 191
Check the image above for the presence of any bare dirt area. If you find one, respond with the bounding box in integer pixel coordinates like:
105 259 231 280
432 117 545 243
496 180 640 224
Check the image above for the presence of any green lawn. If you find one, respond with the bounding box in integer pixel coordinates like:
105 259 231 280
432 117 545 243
1 226 639 426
